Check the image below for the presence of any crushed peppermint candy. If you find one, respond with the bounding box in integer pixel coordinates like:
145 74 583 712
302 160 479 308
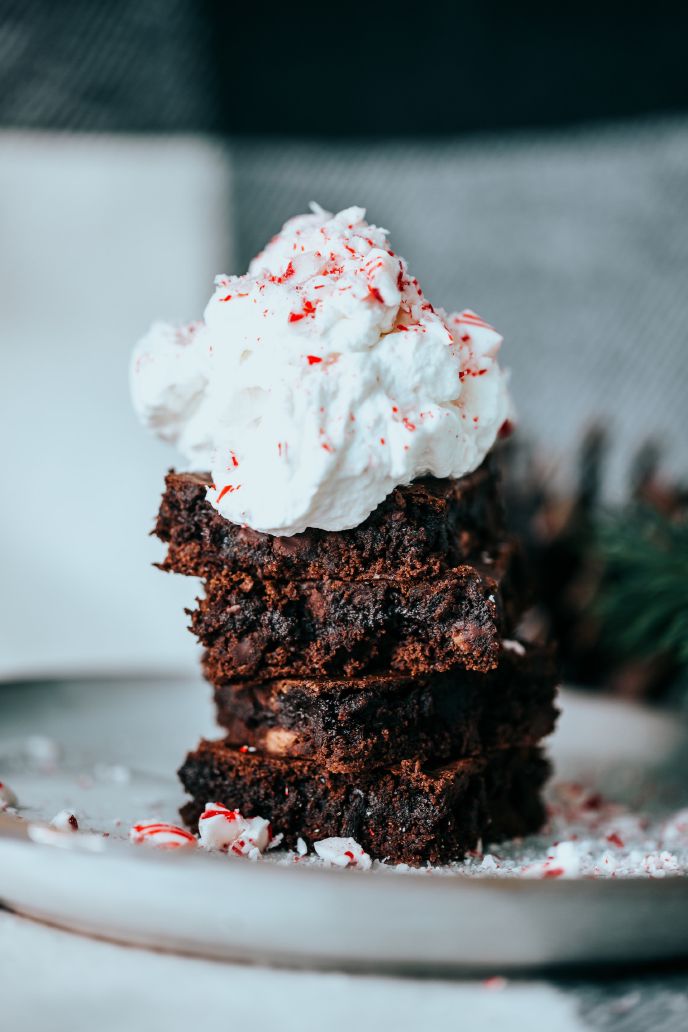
314 837 372 870
0 781 17 810
197 801 273 857
129 821 197 849
50 809 79 832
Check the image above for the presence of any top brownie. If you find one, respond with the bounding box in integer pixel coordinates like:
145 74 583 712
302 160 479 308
155 459 503 582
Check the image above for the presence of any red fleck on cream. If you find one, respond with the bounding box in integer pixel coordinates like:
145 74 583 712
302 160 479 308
607 832 625 848
402 418 416 432
319 428 334 453
289 299 317 323
543 867 565 879
220 295 232 302
368 286 384 304
217 484 240 502
306 355 323 365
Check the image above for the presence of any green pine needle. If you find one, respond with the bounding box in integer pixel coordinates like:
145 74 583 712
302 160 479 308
594 506 688 671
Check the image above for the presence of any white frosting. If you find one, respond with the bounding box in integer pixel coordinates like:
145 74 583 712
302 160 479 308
313 836 372 870
197 802 271 856
129 820 197 849
131 205 510 535
0 781 17 810
51 809 79 831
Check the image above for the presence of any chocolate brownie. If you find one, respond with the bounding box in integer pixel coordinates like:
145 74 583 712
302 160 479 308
156 460 504 582
179 741 550 865
211 643 558 772
193 541 527 680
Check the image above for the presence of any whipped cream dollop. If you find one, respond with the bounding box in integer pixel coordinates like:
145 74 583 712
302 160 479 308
131 205 510 535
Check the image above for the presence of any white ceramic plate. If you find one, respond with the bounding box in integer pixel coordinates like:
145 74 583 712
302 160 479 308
1 676 687 974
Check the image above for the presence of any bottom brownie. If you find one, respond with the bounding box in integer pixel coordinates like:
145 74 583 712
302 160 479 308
178 741 550 865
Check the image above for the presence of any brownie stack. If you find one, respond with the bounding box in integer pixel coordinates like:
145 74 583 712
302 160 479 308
158 458 558 865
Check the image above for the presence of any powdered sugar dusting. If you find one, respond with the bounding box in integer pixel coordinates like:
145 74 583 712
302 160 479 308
6 736 688 879
378 782 688 879
249 780 688 878
119 783 688 875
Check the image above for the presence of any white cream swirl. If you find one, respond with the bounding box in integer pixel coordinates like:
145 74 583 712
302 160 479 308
130 205 510 535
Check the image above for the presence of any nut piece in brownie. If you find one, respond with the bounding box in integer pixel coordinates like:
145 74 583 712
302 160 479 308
179 741 550 865
212 643 559 772
156 460 504 582
193 541 527 680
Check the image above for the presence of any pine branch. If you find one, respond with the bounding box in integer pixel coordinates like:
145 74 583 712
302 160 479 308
594 506 688 672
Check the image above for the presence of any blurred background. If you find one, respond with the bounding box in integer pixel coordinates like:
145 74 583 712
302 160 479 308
1 2 687 695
